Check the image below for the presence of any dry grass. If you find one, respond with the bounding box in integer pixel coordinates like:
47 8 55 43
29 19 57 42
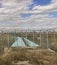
0 33 14 47
0 32 57 65
0 48 57 65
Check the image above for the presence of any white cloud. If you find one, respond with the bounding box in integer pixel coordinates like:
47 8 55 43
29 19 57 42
21 0 57 14
0 0 32 21
0 0 57 30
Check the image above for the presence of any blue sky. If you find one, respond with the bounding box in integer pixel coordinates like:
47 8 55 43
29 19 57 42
32 0 57 18
21 0 57 19
29 0 51 10
33 0 51 6
0 0 57 29
49 12 57 18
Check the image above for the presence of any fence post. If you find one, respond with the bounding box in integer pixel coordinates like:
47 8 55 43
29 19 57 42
7 32 9 48
14 30 16 41
21 30 22 44
54 30 56 44
33 31 34 42
40 30 41 47
26 30 27 39
46 31 49 48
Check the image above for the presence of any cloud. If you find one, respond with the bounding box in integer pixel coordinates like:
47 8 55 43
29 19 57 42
21 0 57 14
0 0 32 21
0 0 57 30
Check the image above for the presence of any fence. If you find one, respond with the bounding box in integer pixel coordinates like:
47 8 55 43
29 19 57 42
0 28 57 49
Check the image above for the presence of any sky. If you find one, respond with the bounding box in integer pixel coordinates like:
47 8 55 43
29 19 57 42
0 0 57 30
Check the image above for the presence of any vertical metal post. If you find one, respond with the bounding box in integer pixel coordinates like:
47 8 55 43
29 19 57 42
14 30 16 41
14 30 18 47
7 32 9 48
33 31 34 42
46 31 49 48
50 31 52 46
16 30 18 47
16 32 18 47
21 30 22 44
21 30 22 38
54 30 56 44
26 30 27 39
40 30 41 47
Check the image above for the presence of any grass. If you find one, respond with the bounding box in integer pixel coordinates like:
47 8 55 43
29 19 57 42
0 33 14 47
0 48 57 65
0 32 57 65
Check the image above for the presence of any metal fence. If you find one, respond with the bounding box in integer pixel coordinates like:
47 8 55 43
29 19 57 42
0 28 57 49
